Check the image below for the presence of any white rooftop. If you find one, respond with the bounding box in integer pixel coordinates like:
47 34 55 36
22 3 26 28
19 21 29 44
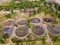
55 0 60 5
46 0 55 2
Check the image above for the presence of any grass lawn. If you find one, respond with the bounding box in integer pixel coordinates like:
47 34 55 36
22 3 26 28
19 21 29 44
56 37 60 42
26 41 36 45
30 41 36 45
35 37 42 41
26 42 30 45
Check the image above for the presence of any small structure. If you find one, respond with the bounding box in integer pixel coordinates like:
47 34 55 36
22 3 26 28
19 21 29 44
31 18 41 23
13 22 18 27
0 10 11 15
3 11 11 14
3 27 13 35
55 0 60 5
24 8 34 13
43 17 53 23
17 19 28 25
32 25 45 37
46 0 54 2
47 24 60 35
13 9 20 13
4 19 15 26
15 26 29 38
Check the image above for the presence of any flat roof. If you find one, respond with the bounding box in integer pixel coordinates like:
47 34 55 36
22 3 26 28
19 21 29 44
17 19 28 25
4 19 15 26
43 18 53 22
31 18 41 23
47 25 60 35
3 27 13 35
32 25 45 36
15 26 29 37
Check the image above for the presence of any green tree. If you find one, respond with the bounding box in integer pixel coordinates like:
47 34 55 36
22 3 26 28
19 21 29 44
44 1 48 15
11 38 17 43
41 37 46 45
4 14 12 18
0 39 5 44
58 13 60 18
3 33 9 40
0 6 3 11
11 38 22 43
26 19 31 28
11 38 22 45
52 36 58 42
